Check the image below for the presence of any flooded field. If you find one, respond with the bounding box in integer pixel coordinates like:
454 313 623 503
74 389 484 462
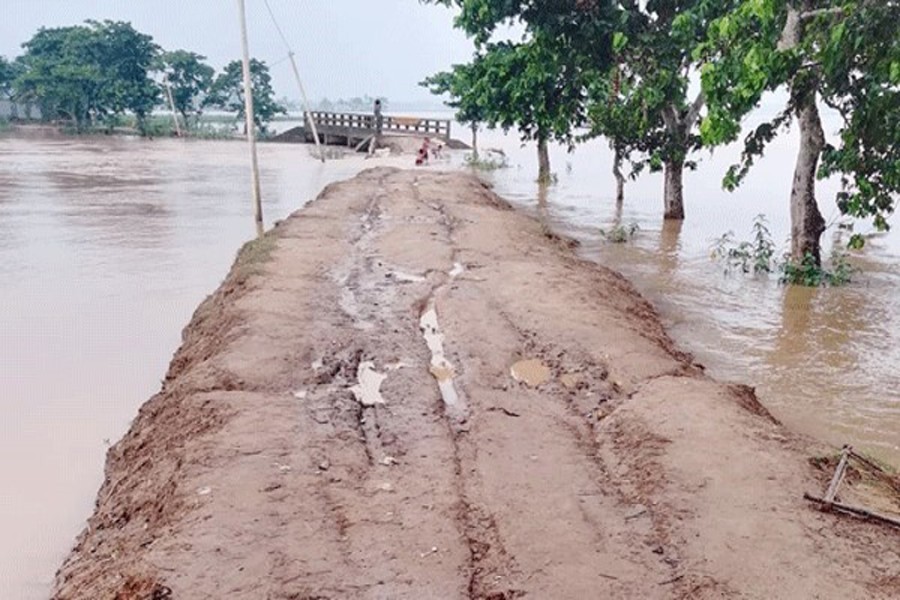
0 130 402 599
479 125 900 468
0 122 897 598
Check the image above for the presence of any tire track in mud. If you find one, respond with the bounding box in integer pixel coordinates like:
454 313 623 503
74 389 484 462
55 168 900 600
409 188 523 600
342 175 522 599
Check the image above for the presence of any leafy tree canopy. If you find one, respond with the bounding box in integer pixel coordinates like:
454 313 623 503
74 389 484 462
160 50 215 125
423 32 589 146
205 59 286 134
14 20 160 132
0 56 19 99
699 0 900 249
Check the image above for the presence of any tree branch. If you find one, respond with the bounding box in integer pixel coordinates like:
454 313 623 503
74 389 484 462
661 103 679 133
800 7 845 20
686 90 705 128
777 6 801 52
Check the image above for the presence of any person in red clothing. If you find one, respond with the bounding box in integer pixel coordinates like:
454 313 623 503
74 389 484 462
415 137 431 166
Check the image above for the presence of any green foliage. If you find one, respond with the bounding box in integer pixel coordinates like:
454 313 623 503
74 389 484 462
160 50 214 127
204 59 286 134
600 222 640 244
422 0 615 178
779 251 855 287
711 214 776 274
421 66 485 131
587 1 740 180
13 21 160 133
426 0 738 210
423 33 590 148
699 1 900 245
0 56 18 100
94 20 160 132
712 215 857 286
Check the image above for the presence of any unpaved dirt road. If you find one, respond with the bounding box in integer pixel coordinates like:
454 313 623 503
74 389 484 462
54 169 899 599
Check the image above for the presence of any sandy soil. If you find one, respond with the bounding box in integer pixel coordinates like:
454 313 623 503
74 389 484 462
53 168 899 599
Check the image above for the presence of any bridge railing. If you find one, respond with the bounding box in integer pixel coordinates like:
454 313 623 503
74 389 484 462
304 111 451 140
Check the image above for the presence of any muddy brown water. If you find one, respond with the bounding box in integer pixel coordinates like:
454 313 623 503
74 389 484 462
477 124 900 470
0 130 406 598
0 122 897 598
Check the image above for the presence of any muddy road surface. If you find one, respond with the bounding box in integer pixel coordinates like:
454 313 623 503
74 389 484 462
54 169 899 599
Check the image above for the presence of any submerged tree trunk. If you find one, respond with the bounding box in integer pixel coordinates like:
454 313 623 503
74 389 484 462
612 144 625 207
789 89 826 264
537 136 551 183
663 157 685 220
659 93 702 221
780 2 826 265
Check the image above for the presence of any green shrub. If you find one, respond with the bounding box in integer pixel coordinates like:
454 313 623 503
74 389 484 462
713 214 858 287
600 222 639 243
465 151 508 171
711 214 776 275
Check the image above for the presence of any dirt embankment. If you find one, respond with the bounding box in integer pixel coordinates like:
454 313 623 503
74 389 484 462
53 168 899 599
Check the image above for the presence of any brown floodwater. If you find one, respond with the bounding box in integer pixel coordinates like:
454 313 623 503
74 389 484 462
0 129 405 599
479 124 900 470
1 121 897 598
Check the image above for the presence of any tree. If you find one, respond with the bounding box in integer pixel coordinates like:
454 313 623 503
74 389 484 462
699 0 900 265
14 21 160 133
205 59 286 134
1 57 26 119
429 37 588 182
423 1 610 182
15 25 106 129
160 50 214 128
0 56 14 99
317 97 334 111
90 20 160 134
428 1 737 212
583 1 740 219
586 60 664 206
421 64 485 156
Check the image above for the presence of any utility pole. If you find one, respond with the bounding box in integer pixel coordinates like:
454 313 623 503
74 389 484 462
237 0 264 230
163 76 182 137
288 52 325 162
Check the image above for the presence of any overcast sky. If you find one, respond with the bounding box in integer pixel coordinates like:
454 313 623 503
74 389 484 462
2 1 477 104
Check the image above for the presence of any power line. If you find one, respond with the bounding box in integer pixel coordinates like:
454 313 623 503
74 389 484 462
261 0 325 162
262 0 294 55
269 53 292 68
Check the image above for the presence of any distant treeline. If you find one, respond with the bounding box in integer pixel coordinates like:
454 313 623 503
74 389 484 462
314 95 387 113
0 20 286 135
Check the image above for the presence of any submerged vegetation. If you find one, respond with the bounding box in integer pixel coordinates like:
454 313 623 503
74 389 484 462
712 215 778 276
1 4 897 287
423 0 900 281
600 223 640 244
712 215 857 287
464 151 509 171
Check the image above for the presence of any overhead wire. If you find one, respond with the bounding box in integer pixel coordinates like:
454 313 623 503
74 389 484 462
262 0 295 55
260 0 326 161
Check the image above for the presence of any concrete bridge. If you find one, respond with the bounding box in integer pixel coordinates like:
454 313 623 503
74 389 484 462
273 102 452 150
